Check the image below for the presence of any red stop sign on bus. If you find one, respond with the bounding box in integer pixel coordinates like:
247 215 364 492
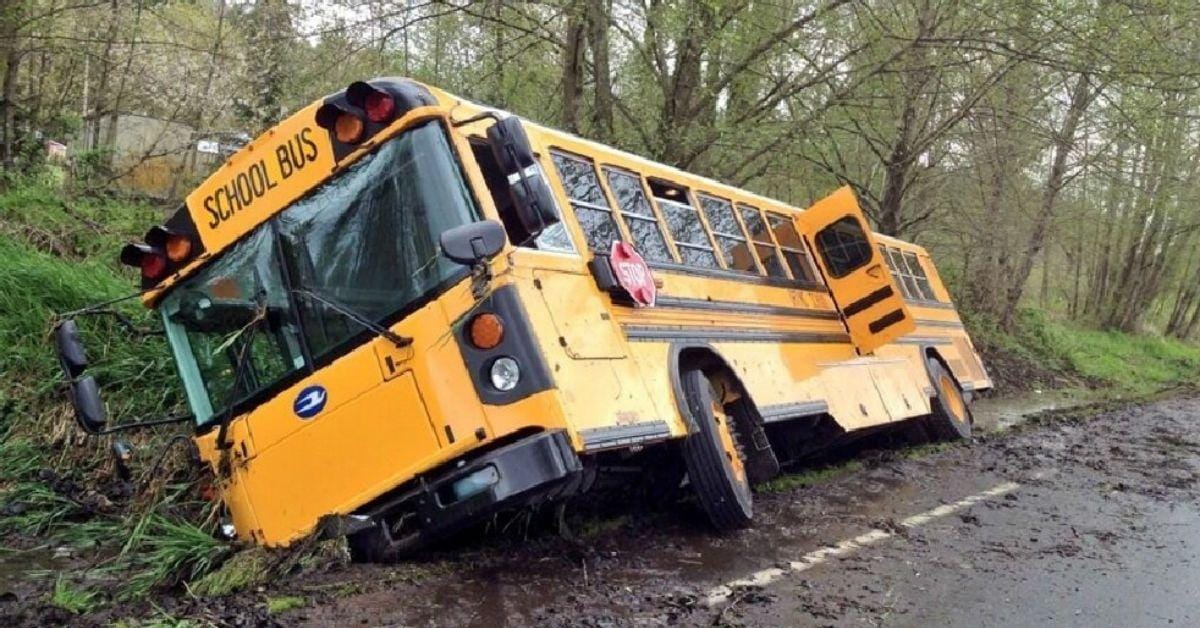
610 241 656 307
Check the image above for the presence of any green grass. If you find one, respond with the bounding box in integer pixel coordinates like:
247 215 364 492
110 609 200 628
49 575 99 614
0 175 161 260
114 512 231 599
1044 322 1200 394
758 460 865 493
0 234 183 427
0 178 216 600
900 441 957 459
187 547 272 598
965 307 1200 394
578 514 631 538
266 595 307 615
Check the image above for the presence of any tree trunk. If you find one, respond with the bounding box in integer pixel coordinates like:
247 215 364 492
91 0 121 151
1184 294 1200 340
0 0 22 169
1000 73 1094 329
585 0 612 141
659 3 707 166
560 9 585 133
0 42 18 168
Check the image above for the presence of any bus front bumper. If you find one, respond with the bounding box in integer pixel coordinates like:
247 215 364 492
347 429 584 541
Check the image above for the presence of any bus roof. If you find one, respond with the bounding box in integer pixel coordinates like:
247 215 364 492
141 77 917 303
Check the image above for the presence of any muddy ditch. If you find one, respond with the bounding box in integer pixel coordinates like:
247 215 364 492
3 387 1196 626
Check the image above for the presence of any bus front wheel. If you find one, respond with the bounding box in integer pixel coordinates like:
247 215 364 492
680 368 754 531
924 357 972 441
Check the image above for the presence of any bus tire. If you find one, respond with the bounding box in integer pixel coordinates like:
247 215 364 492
924 356 972 441
680 368 754 531
347 522 422 563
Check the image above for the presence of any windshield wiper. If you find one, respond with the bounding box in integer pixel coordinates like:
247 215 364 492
216 301 265 450
291 288 413 348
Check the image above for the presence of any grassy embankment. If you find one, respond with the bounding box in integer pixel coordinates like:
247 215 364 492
1 177 1198 610
965 308 1200 396
0 176 228 614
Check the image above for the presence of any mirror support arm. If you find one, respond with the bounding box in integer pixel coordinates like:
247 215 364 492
450 110 502 128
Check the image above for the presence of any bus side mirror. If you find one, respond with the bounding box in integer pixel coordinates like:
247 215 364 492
486 116 559 238
54 320 89 379
440 220 507 266
70 375 108 434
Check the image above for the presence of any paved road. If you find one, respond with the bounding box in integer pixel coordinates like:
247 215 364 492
280 393 1200 627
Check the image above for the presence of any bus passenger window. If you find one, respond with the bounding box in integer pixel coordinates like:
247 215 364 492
815 217 873 278
603 168 674 263
650 179 719 269
737 205 789 279
884 247 919 299
901 250 936 300
880 246 910 298
550 151 622 252
470 140 574 253
767 212 820 285
699 194 758 273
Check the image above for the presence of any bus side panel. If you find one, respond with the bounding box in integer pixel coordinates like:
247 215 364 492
637 338 928 434
878 297 993 393
625 341 695 435
715 342 853 411
508 273 674 450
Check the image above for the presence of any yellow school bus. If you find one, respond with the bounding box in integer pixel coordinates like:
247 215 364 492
54 77 990 559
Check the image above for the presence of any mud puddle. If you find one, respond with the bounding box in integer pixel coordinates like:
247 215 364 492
971 386 1113 431
0 549 59 609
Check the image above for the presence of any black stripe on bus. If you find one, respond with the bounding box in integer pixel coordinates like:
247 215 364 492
843 285 894 317
623 326 851 344
653 296 841 320
868 309 907 333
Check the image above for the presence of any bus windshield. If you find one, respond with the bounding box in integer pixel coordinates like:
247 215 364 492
160 120 479 426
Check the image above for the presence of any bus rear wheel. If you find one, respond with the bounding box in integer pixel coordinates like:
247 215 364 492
680 368 753 531
924 356 972 441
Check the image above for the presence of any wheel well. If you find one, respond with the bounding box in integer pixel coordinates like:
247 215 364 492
669 344 751 433
923 347 960 394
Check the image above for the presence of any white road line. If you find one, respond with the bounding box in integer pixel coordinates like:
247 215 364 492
703 480 1022 606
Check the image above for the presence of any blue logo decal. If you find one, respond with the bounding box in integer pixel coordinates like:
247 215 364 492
293 385 328 419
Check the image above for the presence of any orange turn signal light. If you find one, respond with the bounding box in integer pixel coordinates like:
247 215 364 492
468 313 505 350
164 233 192 262
334 113 365 144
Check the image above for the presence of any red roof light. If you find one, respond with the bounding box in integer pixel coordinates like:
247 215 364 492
140 252 168 280
364 91 396 123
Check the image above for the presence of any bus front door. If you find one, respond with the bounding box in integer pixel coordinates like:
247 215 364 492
795 187 915 355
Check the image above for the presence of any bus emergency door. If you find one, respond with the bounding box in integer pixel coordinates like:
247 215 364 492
795 187 915 354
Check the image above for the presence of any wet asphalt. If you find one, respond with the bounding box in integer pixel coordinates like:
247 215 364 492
275 391 1200 627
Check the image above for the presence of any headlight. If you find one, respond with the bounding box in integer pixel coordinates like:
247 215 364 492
489 356 520 391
